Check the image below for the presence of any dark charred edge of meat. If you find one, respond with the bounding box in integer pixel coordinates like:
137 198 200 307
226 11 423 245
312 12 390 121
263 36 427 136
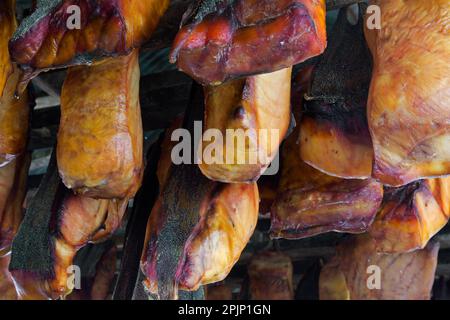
295 259 321 300
382 181 423 210
10 148 61 278
303 3 371 134
113 136 163 300
155 83 212 300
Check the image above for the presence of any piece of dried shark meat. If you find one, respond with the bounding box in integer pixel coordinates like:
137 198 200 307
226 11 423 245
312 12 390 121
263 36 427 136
270 125 383 240
365 0 450 186
9 0 169 92
369 177 450 253
57 50 143 199
0 0 30 168
170 0 327 85
199 67 292 183
299 3 374 179
319 235 439 300
0 0 17 98
140 89 259 300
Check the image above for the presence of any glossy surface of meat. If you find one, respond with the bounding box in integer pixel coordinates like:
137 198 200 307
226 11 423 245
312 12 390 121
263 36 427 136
141 122 259 299
365 0 450 186
0 156 30 253
57 51 143 199
248 251 294 300
170 0 326 85
300 4 373 179
320 235 439 300
0 0 16 97
50 193 127 298
271 131 383 239
9 0 169 88
370 177 450 253
0 0 29 167
199 67 291 183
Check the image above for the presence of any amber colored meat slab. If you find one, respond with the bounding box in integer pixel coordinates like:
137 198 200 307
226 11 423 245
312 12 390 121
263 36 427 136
365 0 450 186
141 124 259 298
9 0 169 88
320 235 439 300
369 177 450 253
199 67 292 183
170 0 326 85
271 131 383 239
57 50 143 199
0 0 16 97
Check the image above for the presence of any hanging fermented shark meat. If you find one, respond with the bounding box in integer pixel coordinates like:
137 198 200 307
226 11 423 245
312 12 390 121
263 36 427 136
300 4 374 179
12 192 128 300
0 155 30 300
365 0 450 186
199 67 292 183
258 174 279 218
9 152 128 299
369 177 450 253
67 243 117 300
248 251 294 300
57 50 143 199
0 0 16 97
271 129 383 239
0 1 30 167
140 104 259 299
13 193 127 300
319 235 439 300
169 0 326 85
9 0 169 90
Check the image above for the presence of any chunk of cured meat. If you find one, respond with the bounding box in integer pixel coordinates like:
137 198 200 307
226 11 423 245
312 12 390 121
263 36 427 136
319 235 439 300
0 0 16 97
300 3 373 179
57 50 143 199
0 1 30 167
369 177 450 253
140 112 259 299
199 67 292 183
0 155 30 300
248 251 294 300
9 0 169 90
365 0 450 186
270 129 383 239
0 155 30 253
169 0 326 85
12 192 127 299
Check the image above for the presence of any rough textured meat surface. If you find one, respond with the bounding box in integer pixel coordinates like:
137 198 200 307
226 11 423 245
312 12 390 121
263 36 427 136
369 177 450 253
270 129 383 239
9 0 169 89
0 0 29 167
0 0 16 97
320 235 439 300
57 51 143 199
248 251 294 300
199 67 291 183
141 121 259 299
300 3 373 179
170 0 326 85
365 0 450 186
